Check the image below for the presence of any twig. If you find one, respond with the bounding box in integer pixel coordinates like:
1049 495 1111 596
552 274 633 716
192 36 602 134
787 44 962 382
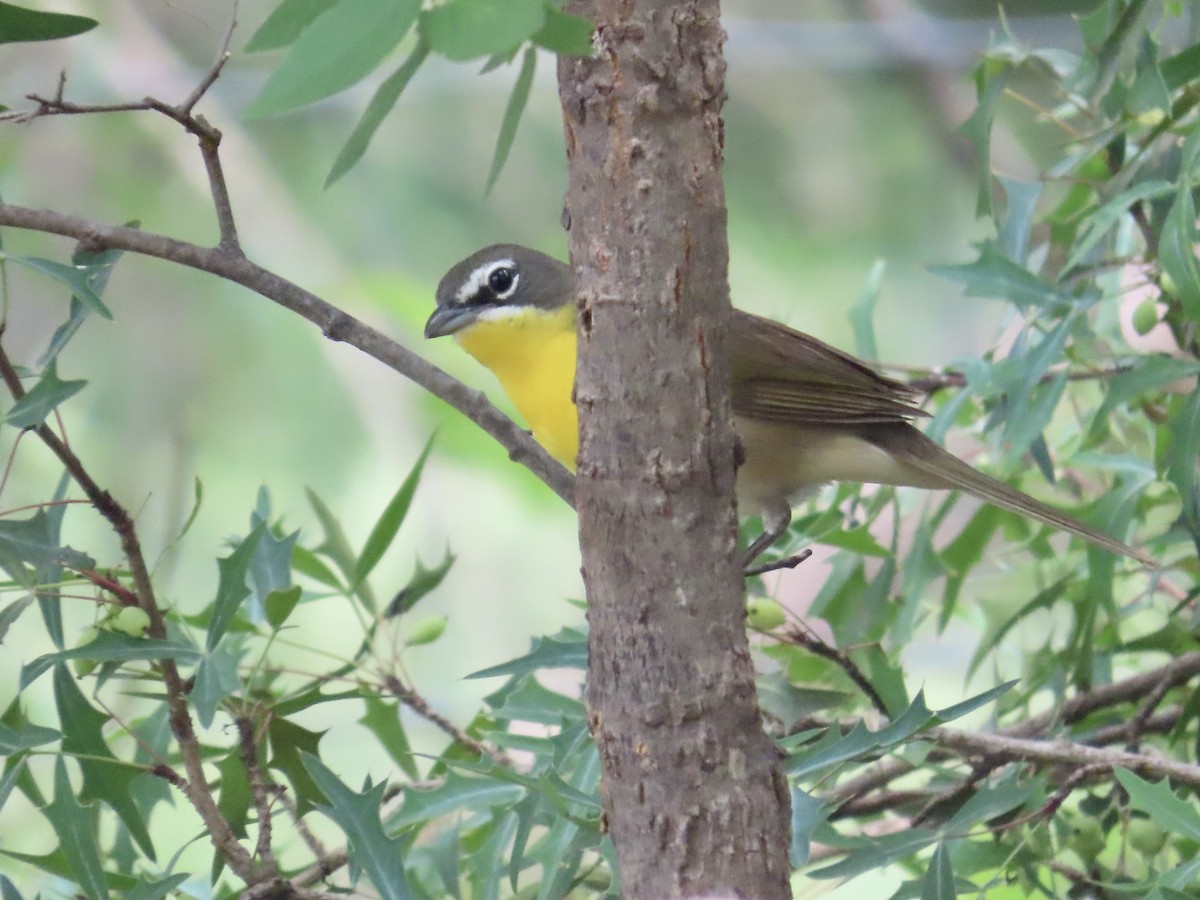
0 203 575 506
238 715 280 874
0 339 264 882
778 624 891 718
382 674 510 766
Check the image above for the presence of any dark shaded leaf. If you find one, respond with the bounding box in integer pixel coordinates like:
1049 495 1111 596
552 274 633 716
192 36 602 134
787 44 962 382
5 362 86 428
268 716 326 816
0 2 95 44
387 549 454 617
359 696 419 780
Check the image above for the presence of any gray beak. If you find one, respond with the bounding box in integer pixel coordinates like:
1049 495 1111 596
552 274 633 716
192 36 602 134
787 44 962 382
424 304 480 339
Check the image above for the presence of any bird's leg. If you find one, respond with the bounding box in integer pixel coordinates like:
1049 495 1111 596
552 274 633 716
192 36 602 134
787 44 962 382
741 496 795 571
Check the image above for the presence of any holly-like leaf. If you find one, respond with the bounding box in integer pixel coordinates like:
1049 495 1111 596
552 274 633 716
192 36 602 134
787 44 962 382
268 716 326 816
207 522 264 651
386 549 455 617
466 628 588 679
21 630 199 690
40 757 106 900
0 509 93 579
8 256 112 318
53 665 155 859
191 645 243 728
1116 770 1200 841
5 362 86 428
302 754 412 899
359 696 419 780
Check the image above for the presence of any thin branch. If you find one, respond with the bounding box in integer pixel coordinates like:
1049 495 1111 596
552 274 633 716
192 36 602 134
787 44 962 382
0 338 265 883
778 624 891 718
238 715 280 875
383 674 510 766
0 203 575 506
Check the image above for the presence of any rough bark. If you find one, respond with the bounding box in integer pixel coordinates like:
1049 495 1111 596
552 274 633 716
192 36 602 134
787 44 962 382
557 2 793 897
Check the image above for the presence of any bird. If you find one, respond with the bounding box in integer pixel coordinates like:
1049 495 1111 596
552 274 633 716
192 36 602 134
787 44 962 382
425 244 1153 567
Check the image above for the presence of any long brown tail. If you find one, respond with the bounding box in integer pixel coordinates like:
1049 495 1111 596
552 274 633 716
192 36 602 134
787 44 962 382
874 426 1155 566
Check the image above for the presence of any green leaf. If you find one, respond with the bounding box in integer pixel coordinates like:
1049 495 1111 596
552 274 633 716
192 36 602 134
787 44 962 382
809 827 939 880
39 243 125 367
390 769 525 830
0 2 96 44
1159 183 1200 321
386 549 455 617
485 46 536 194
5 362 86 428
1166 390 1200 532
123 873 191 900
326 39 430 187
245 0 338 51
1117 770 1200 841
21 631 200 690
0 874 24 900
1089 356 1200 442
0 595 32 644
191 646 243 728
958 63 1011 217
53 665 155 859
532 6 593 56
268 716 326 816
41 757 106 900
206 522 265 651
919 843 955 900
1063 179 1173 272
301 754 413 900
249 520 298 616
789 788 827 867
931 240 1072 312
848 259 884 360
265 584 303 629
421 0 544 61
0 509 93 576
466 627 588 679
354 437 433 586
359 696 419 780
942 772 1038 833
0 720 58 753
997 176 1042 263
245 0 421 118
291 542 344 590
8 256 112 318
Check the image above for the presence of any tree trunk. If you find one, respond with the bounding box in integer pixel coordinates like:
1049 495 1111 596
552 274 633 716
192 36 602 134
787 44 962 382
557 2 793 896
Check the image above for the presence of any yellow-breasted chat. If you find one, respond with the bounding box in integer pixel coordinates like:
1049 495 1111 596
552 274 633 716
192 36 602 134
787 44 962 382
425 244 1153 566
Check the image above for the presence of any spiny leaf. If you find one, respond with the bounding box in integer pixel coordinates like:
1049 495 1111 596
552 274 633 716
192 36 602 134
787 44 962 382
302 753 413 899
41 757 106 900
5 362 86 428
206 522 265 652
8 256 111 318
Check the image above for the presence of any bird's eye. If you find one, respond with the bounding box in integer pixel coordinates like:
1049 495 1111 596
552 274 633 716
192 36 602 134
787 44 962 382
487 266 516 295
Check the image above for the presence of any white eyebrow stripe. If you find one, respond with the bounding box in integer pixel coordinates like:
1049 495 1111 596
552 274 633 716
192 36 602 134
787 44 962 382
456 258 516 304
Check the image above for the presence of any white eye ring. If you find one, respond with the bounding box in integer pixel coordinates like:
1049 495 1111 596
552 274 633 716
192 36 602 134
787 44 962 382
457 258 517 303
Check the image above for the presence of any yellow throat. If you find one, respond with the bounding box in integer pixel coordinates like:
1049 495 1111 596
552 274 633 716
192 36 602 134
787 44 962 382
454 305 580 468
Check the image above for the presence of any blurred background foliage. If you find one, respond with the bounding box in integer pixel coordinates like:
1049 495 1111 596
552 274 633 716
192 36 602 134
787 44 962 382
0 0 1197 897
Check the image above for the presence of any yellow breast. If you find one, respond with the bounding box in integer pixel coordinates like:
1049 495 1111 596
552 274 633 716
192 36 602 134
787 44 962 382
454 305 580 468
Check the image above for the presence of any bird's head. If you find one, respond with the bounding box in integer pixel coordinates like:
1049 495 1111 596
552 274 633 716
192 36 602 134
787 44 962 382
425 244 574 340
